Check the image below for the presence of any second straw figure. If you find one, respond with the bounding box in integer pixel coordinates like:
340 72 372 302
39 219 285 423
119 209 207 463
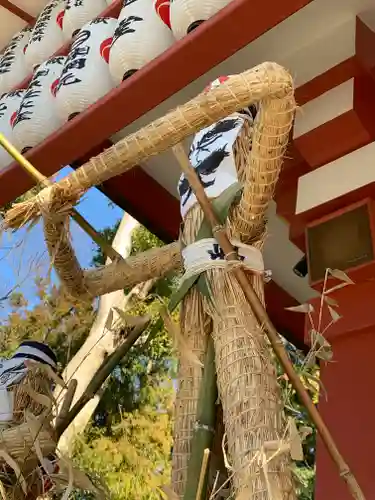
171 76 297 499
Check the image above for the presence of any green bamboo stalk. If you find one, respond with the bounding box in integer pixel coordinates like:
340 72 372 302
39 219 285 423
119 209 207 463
184 336 217 500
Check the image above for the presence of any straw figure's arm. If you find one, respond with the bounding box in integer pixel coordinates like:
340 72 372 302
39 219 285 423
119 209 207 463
40 191 182 299
4 62 294 233
230 95 295 243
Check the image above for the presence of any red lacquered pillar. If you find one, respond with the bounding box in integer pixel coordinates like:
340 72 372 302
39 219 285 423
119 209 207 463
306 279 375 499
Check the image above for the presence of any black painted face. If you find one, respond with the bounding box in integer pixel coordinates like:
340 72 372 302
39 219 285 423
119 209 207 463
179 117 241 207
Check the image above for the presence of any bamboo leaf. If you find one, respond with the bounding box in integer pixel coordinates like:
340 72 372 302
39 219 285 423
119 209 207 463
323 295 339 307
300 426 313 441
112 307 150 328
160 306 203 368
328 268 354 284
289 418 304 461
168 275 199 312
105 308 114 331
310 330 333 361
196 275 215 310
315 345 333 362
328 305 341 323
159 485 179 500
195 182 242 241
285 303 314 313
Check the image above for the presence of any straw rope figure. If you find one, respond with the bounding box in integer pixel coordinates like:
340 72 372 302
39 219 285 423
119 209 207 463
2 62 318 500
169 75 296 500
0 340 105 499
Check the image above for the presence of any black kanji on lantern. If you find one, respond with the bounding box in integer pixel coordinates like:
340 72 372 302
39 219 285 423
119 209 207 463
112 15 143 46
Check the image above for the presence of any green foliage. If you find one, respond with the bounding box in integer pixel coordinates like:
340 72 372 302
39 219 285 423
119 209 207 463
0 279 93 366
278 341 317 499
294 466 316 500
74 403 173 500
73 221 177 499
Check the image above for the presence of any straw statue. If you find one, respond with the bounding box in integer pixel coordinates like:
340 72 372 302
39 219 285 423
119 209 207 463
0 340 105 499
2 62 313 499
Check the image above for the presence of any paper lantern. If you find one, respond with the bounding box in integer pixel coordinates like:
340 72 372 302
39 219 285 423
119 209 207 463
55 18 116 122
62 0 108 40
0 90 26 169
169 0 233 40
109 0 174 85
154 0 171 28
0 27 32 95
12 56 66 153
25 0 66 71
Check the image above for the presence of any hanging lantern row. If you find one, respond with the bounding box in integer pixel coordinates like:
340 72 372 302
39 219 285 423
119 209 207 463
0 0 234 169
0 0 233 97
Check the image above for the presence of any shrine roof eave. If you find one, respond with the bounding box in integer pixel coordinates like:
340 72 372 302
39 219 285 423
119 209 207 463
0 0 312 207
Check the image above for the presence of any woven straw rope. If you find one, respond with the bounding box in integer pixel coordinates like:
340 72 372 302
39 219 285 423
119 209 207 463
171 207 211 498
171 84 296 499
38 185 182 299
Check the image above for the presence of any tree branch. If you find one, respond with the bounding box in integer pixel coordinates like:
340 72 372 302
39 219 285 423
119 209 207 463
55 317 150 439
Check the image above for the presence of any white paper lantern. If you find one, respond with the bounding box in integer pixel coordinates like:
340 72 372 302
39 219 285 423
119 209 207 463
109 0 174 85
0 27 32 95
55 18 116 122
169 0 233 40
0 90 26 169
62 0 108 40
12 56 66 153
154 0 171 29
25 0 66 71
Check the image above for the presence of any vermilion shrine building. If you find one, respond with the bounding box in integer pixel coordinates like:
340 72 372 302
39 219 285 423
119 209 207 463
0 0 374 498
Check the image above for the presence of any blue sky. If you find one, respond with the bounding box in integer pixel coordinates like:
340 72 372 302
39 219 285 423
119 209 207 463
0 166 124 318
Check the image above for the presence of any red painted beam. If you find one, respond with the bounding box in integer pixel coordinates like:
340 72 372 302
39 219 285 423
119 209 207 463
0 0 312 208
355 16 375 81
98 168 181 243
295 56 362 106
277 16 375 250
275 17 375 244
0 0 34 24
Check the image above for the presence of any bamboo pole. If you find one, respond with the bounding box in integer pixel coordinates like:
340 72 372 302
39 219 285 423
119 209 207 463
0 133 122 262
172 143 366 500
184 338 217 500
